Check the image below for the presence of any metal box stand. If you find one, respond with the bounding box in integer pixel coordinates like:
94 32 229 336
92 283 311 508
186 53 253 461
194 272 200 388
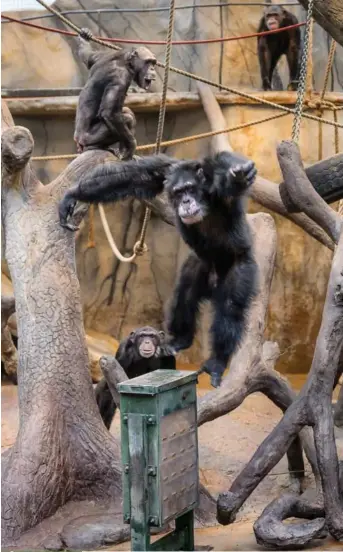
119 369 199 551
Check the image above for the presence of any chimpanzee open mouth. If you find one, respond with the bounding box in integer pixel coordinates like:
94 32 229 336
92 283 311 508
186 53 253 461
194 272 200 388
144 78 154 90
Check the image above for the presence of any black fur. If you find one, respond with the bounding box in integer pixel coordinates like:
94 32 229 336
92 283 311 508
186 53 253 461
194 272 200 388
59 151 258 387
74 29 156 159
59 154 174 231
257 6 301 91
96 326 176 429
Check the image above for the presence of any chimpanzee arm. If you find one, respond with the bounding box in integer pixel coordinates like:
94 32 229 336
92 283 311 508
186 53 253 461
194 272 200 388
98 86 136 159
257 37 272 91
115 338 136 372
77 36 104 69
59 154 175 230
287 28 301 90
205 151 257 199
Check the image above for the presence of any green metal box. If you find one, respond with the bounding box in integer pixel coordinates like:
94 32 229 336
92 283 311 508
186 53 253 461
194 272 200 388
119 369 199 551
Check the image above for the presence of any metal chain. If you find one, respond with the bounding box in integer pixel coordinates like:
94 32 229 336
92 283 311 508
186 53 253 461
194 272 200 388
291 0 315 142
135 0 177 256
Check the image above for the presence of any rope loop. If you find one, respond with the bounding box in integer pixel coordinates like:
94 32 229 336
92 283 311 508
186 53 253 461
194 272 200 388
133 241 148 256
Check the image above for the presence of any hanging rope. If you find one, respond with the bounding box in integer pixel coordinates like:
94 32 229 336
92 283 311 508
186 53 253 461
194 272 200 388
291 0 315 143
305 18 314 95
317 40 337 161
99 0 176 262
134 0 176 257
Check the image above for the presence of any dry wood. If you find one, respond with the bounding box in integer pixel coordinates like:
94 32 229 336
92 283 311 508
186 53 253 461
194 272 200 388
4 91 343 116
277 140 342 244
217 142 343 546
298 0 343 47
1 101 123 546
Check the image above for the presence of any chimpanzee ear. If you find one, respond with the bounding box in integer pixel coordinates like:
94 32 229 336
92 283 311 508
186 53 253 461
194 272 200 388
129 331 136 342
128 49 138 61
158 330 165 340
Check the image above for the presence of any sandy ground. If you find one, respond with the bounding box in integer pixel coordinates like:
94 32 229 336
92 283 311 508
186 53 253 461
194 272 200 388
2 372 342 550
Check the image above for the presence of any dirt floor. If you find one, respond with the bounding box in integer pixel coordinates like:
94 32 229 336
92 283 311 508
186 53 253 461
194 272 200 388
2 370 342 551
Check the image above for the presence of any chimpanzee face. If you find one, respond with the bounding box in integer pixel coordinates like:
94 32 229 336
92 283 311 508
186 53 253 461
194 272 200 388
166 162 209 225
129 327 164 358
131 47 157 90
264 6 283 30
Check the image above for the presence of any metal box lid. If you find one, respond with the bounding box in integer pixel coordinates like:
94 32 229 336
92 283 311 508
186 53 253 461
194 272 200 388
118 369 198 395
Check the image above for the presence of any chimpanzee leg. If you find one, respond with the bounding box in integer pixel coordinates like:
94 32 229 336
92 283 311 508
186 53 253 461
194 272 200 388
258 41 272 90
167 253 211 352
95 378 117 430
203 254 258 388
286 41 300 90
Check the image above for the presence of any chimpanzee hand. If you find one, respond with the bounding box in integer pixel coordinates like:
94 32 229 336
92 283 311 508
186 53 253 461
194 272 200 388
59 194 79 232
228 159 257 190
198 357 226 388
79 27 93 41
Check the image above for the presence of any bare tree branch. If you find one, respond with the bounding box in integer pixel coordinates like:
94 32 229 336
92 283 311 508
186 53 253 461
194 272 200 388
277 140 342 243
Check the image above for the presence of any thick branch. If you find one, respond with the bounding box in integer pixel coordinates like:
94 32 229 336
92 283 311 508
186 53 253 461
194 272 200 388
99 355 129 407
217 158 343 545
298 0 343 47
277 140 342 244
253 494 326 548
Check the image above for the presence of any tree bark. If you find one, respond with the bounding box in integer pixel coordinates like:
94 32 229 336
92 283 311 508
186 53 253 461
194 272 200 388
298 0 343 47
1 101 123 545
217 142 343 545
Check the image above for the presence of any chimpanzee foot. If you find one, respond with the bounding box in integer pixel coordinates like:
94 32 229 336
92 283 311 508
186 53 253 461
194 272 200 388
58 197 79 231
200 358 226 388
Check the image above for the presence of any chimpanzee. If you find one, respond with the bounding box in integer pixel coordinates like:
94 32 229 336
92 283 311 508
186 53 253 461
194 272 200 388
59 150 258 388
257 5 301 91
74 28 156 159
96 326 176 429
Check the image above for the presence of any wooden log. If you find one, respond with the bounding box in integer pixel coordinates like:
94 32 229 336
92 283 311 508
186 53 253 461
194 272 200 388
298 0 343 47
4 91 343 116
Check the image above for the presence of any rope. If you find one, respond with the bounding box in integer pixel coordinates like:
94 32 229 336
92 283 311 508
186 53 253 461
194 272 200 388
135 0 176 257
98 204 138 262
0 3 303 23
31 111 293 162
318 40 337 161
305 18 314 95
6 6 343 129
87 204 96 248
291 0 314 143
1 13 305 45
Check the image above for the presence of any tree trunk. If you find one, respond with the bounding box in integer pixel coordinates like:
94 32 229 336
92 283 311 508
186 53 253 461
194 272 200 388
1 101 122 545
298 0 343 47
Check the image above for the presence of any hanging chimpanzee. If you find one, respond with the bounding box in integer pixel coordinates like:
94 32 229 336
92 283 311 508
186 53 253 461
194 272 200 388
257 5 301 91
96 327 176 429
74 28 156 159
59 150 258 388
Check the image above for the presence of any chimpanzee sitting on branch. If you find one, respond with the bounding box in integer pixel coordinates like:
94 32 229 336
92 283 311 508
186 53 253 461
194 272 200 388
74 28 156 159
59 150 258 388
96 327 175 429
257 5 301 91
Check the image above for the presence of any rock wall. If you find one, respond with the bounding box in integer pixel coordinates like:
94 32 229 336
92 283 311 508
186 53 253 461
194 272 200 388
2 1 343 374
